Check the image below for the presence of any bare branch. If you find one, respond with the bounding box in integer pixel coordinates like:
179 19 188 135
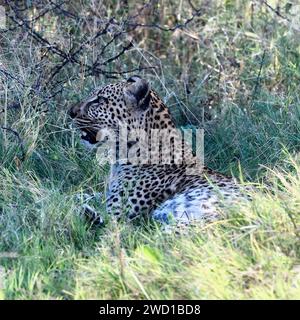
261 1 290 21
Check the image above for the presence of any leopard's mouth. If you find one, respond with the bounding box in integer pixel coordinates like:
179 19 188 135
80 128 98 145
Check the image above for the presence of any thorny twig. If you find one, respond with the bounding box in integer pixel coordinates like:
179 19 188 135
261 1 291 22
2 0 201 109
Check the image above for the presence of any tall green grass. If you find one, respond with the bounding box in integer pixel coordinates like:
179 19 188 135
1 99 299 299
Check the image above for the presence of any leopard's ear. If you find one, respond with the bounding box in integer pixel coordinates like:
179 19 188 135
123 76 151 111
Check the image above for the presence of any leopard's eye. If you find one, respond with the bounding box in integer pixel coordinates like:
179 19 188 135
98 96 109 103
92 96 108 104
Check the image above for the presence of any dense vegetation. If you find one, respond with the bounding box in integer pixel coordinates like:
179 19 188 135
0 0 299 299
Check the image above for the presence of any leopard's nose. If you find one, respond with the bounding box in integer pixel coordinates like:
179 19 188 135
69 108 76 119
68 103 80 119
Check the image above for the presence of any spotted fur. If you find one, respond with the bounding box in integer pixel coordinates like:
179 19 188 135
69 76 249 225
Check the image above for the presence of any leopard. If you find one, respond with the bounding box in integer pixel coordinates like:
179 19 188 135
69 75 250 226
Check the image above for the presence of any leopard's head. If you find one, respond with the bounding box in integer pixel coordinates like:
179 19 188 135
69 76 198 166
68 76 160 147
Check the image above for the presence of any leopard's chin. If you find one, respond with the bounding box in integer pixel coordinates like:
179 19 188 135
80 138 99 150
